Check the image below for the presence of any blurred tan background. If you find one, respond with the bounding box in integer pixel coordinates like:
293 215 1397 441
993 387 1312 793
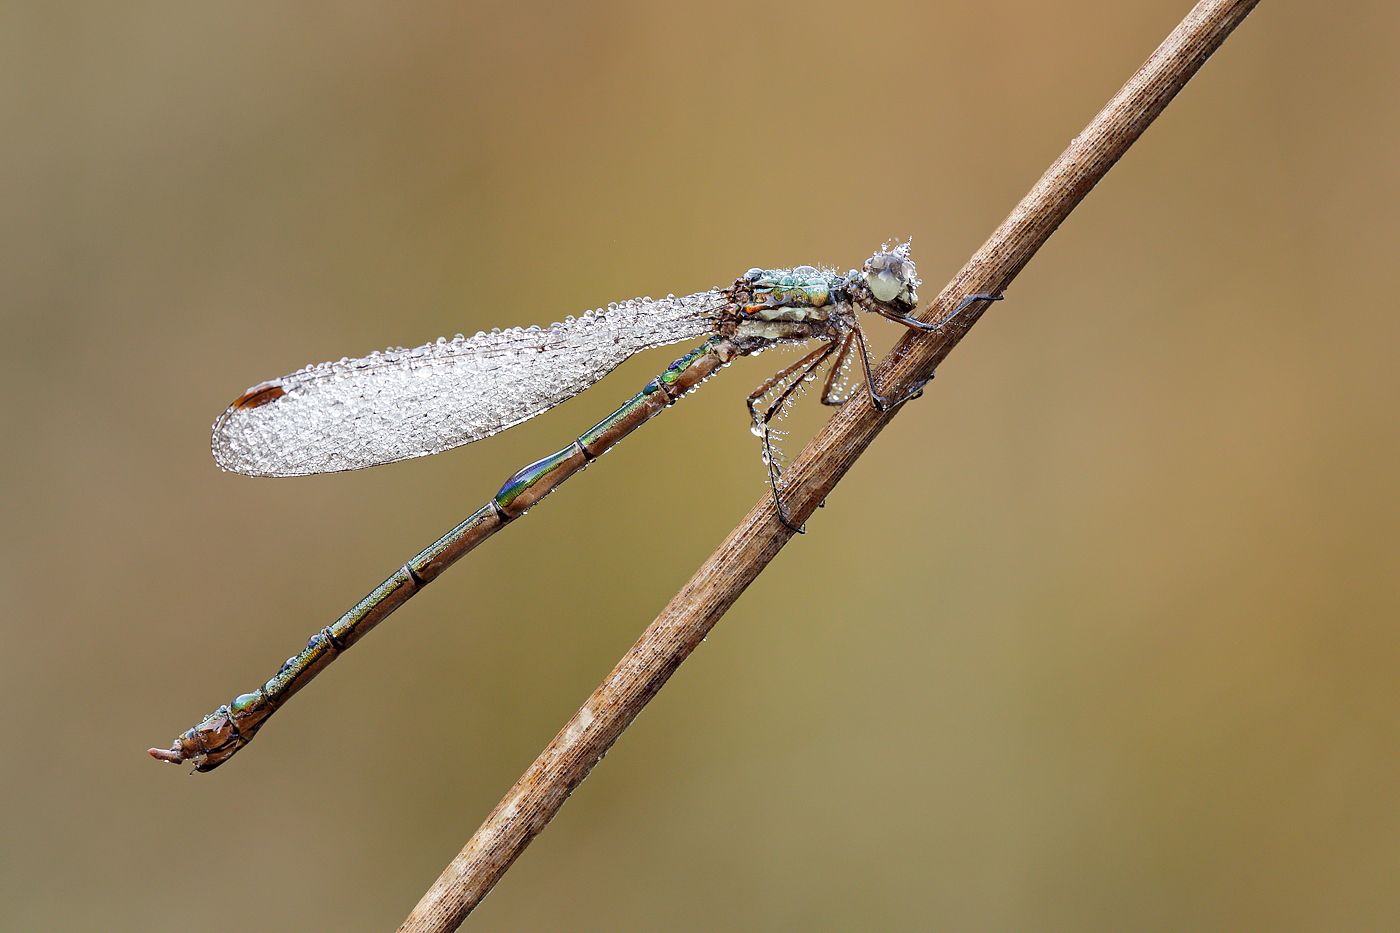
4 2 1398 930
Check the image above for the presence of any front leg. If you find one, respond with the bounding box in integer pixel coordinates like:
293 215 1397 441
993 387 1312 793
871 292 1006 409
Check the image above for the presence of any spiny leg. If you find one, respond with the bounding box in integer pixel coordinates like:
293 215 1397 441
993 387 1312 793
819 332 859 407
746 341 839 533
866 292 1006 410
869 291 1004 333
849 319 901 412
921 291 1004 334
796 332 863 518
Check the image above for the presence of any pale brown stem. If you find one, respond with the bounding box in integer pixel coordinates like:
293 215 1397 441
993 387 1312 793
397 1 1265 929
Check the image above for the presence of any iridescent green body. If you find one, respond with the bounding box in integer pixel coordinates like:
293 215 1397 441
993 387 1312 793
152 246 927 771
742 267 832 317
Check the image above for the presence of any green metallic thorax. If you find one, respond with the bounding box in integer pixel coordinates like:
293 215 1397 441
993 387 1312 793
726 265 854 344
740 265 837 319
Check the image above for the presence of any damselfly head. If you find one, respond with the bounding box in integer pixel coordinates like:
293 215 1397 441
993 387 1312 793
862 243 919 308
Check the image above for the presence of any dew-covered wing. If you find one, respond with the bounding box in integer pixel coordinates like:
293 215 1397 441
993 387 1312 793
212 291 723 476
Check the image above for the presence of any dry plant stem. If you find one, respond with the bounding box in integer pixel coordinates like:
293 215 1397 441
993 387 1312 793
397 1 1263 930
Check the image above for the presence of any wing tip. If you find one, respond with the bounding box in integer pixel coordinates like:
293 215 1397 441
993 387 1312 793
231 382 286 410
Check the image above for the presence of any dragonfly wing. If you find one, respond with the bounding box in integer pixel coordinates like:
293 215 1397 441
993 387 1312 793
212 291 723 476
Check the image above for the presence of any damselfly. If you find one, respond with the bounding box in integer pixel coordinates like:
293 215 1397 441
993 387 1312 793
150 243 994 771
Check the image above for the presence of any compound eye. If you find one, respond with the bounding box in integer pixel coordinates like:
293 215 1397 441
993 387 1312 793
867 266 906 304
